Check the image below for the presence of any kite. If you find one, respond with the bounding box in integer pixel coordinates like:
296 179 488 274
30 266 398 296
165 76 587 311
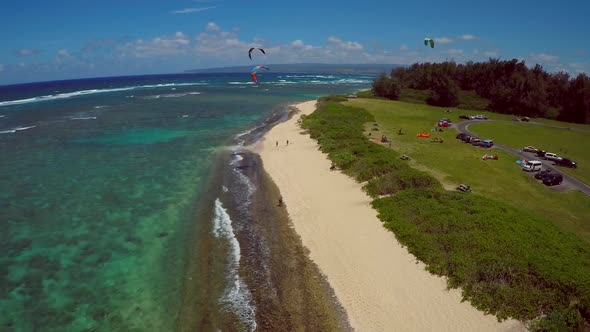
424 38 434 48
251 65 269 84
248 48 266 60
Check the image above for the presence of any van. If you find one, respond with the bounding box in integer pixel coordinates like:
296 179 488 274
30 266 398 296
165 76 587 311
479 139 494 148
522 160 542 172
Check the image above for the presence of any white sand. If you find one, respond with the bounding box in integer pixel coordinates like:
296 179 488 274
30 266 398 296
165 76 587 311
254 100 526 332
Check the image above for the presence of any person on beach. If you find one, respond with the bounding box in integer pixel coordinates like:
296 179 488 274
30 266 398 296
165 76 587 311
286 139 289 146
276 140 278 147
278 196 283 207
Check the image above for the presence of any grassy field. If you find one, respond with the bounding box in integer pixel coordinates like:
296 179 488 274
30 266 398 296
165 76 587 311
533 118 590 131
468 122 590 185
347 98 590 244
398 88 490 110
302 96 590 329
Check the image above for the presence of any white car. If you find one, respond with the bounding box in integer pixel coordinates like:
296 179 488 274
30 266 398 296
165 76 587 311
544 152 562 161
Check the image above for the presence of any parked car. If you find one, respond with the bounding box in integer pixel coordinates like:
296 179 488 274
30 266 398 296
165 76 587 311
543 173 563 186
521 117 530 122
470 115 488 120
534 169 552 179
544 152 562 162
457 184 472 192
469 136 480 144
479 139 494 148
459 115 470 119
555 158 577 168
440 118 452 123
461 135 472 143
536 150 546 158
437 121 450 127
456 133 466 140
523 160 542 172
522 146 539 153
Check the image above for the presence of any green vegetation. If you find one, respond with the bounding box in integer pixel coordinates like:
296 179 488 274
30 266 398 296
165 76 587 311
469 122 590 185
373 189 590 330
301 96 590 330
367 87 490 111
349 98 590 243
373 60 590 123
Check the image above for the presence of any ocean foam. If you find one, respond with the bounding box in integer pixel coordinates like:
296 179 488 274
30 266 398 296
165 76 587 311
212 199 257 331
0 83 206 107
70 116 97 120
230 154 244 165
14 126 36 131
142 92 202 100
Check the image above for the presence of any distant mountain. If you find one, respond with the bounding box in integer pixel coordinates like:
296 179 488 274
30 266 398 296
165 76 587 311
185 63 403 74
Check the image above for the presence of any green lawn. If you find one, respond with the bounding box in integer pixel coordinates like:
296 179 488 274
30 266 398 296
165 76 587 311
530 118 590 131
399 88 490 111
346 98 590 243
468 122 590 185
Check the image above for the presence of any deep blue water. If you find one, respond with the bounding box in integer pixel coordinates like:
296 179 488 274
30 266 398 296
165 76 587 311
0 73 372 331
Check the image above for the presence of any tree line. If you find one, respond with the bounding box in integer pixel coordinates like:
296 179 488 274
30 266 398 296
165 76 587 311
372 59 590 124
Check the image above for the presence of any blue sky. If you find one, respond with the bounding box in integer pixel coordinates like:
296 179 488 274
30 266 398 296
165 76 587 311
1 0 588 85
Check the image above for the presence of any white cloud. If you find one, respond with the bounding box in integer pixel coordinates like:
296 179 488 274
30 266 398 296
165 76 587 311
206 22 220 32
567 62 588 74
529 53 559 63
568 63 585 69
434 37 453 44
459 34 477 41
17 48 38 56
291 40 304 48
326 36 363 51
447 49 463 55
399 44 408 51
172 6 215 14
121 32 191 57
483 50 499 57
57 49 71 57
0 64 4 72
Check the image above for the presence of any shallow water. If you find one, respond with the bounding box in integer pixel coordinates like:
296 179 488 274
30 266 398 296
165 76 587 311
0 73 371 331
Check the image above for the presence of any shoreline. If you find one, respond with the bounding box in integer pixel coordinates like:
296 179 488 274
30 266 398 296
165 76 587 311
253 100 525 331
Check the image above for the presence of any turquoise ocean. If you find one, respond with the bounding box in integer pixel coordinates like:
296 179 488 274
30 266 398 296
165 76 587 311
0 73 372 331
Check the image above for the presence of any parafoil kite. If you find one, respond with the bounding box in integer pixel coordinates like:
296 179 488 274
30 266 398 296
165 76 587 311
251 65 269 84
248 48 266 60
424 38 434 48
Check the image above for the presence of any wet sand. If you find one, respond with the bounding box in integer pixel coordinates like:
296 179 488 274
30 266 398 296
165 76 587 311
254 100 525 331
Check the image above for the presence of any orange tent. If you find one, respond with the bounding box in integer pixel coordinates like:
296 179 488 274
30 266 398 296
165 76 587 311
416 133 430 138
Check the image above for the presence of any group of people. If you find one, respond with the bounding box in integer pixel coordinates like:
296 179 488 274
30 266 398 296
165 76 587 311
275 139 289 147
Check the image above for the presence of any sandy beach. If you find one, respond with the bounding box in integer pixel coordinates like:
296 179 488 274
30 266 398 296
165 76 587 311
254 100 525 331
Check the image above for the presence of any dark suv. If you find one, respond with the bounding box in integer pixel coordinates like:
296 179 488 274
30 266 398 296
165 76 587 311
543 173 563 186
534 169 553 180
456 133 466 140
555 158 577 168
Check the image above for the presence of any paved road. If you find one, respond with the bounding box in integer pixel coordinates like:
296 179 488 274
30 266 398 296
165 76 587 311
454 120 590 196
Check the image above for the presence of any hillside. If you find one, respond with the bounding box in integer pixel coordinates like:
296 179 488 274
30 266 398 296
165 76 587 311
185 63 402 74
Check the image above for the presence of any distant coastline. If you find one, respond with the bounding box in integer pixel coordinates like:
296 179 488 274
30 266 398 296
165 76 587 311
185 63 403 75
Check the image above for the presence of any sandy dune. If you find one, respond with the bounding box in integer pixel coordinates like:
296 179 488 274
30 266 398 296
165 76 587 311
254 100 525 332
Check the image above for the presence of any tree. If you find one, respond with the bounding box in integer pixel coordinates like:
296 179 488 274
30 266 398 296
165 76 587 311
384 79 402 100
558 74 590 123
426 73 459 107
372 73 389 97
